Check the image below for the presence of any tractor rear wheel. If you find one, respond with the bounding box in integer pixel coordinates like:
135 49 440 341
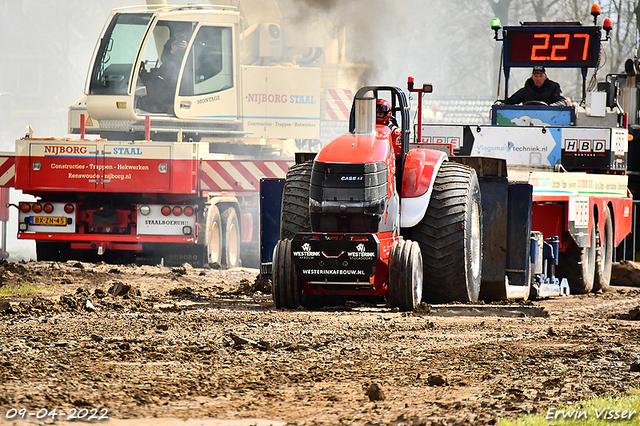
272 238 301 309
387 239 423 311
594 207 613 292
413 162 483 303
280 162 313 239
556 219 596 294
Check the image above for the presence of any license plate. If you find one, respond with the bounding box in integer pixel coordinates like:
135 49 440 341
30 216 67 226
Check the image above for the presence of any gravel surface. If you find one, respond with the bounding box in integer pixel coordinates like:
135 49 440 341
1 259 639 425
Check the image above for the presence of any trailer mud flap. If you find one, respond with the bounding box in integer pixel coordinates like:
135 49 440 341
260 178 286 277
505 184 533 289
477 178 509 300
477 180 533 300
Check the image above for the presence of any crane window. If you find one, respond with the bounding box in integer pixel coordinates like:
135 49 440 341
89 13 152 95
179 26 234 96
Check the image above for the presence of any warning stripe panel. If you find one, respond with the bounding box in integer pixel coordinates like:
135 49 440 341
0 156 16 187
324 88 353 121
200 160 293 192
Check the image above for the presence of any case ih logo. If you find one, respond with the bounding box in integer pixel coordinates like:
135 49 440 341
44 145 88 155
564 139 606 153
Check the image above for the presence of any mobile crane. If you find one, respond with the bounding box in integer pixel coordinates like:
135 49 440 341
3 2 364 267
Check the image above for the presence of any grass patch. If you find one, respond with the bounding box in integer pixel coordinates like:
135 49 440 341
500 387 640 425
0 281 54 297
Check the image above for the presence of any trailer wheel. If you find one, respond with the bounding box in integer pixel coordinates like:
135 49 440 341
413 162 483 303
280 162 313 239
594 207 613 292
271 238 301 309
206 204 221 266
556 219 596 294
221 207 241 268
387 239 423 311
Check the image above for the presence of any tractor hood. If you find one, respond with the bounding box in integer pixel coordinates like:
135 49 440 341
315 126 393 165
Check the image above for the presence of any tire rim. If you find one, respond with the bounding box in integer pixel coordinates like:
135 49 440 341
587 223 596 278
413 247 423 304
604 214 613 278
228 222 238 267
470 201 481 279
209 220 220 264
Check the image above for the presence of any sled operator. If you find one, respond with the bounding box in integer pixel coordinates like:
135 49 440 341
504 66 569 106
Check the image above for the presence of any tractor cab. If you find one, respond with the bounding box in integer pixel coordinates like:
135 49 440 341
85 5 238 124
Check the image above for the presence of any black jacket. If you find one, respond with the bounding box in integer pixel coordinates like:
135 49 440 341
505 77 565 105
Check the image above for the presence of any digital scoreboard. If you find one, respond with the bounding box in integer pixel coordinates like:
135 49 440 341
503 26 601 68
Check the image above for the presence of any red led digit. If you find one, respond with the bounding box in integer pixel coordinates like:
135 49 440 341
551 33 569 60
574 33 590 60
531 33 550 60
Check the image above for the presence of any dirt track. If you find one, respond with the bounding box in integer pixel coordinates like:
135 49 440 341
1 260 640 426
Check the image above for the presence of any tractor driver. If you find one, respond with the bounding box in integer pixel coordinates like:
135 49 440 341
377 99 402 158
504 66 569 106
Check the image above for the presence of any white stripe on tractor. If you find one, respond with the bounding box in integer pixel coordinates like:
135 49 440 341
201 161 233 190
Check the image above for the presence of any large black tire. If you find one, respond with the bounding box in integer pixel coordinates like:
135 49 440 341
280 162 313 239
556 219 596 294
275 161 321 308
387 239 423 311
413 162 483 303
271 239 302 309
206 204 222 266
221 207 241 268
594 207 613 292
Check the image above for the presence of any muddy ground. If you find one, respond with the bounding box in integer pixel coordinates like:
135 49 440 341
1 259 640 426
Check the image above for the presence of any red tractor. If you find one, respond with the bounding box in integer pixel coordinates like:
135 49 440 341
271 86 483 310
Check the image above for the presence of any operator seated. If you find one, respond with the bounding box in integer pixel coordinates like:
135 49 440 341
504 66 569 107
138 23 192 114
376 99 402 158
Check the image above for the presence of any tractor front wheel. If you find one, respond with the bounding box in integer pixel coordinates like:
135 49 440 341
387 239 423 311
272 238 302 309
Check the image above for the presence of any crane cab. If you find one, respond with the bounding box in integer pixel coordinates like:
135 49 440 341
85 5 240 127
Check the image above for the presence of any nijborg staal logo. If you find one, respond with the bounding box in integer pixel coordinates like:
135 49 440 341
44 146 88 155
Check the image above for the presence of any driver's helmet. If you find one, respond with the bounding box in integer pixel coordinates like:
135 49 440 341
376 99 391 125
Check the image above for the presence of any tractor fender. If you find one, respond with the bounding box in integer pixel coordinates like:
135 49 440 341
400 149 447 228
